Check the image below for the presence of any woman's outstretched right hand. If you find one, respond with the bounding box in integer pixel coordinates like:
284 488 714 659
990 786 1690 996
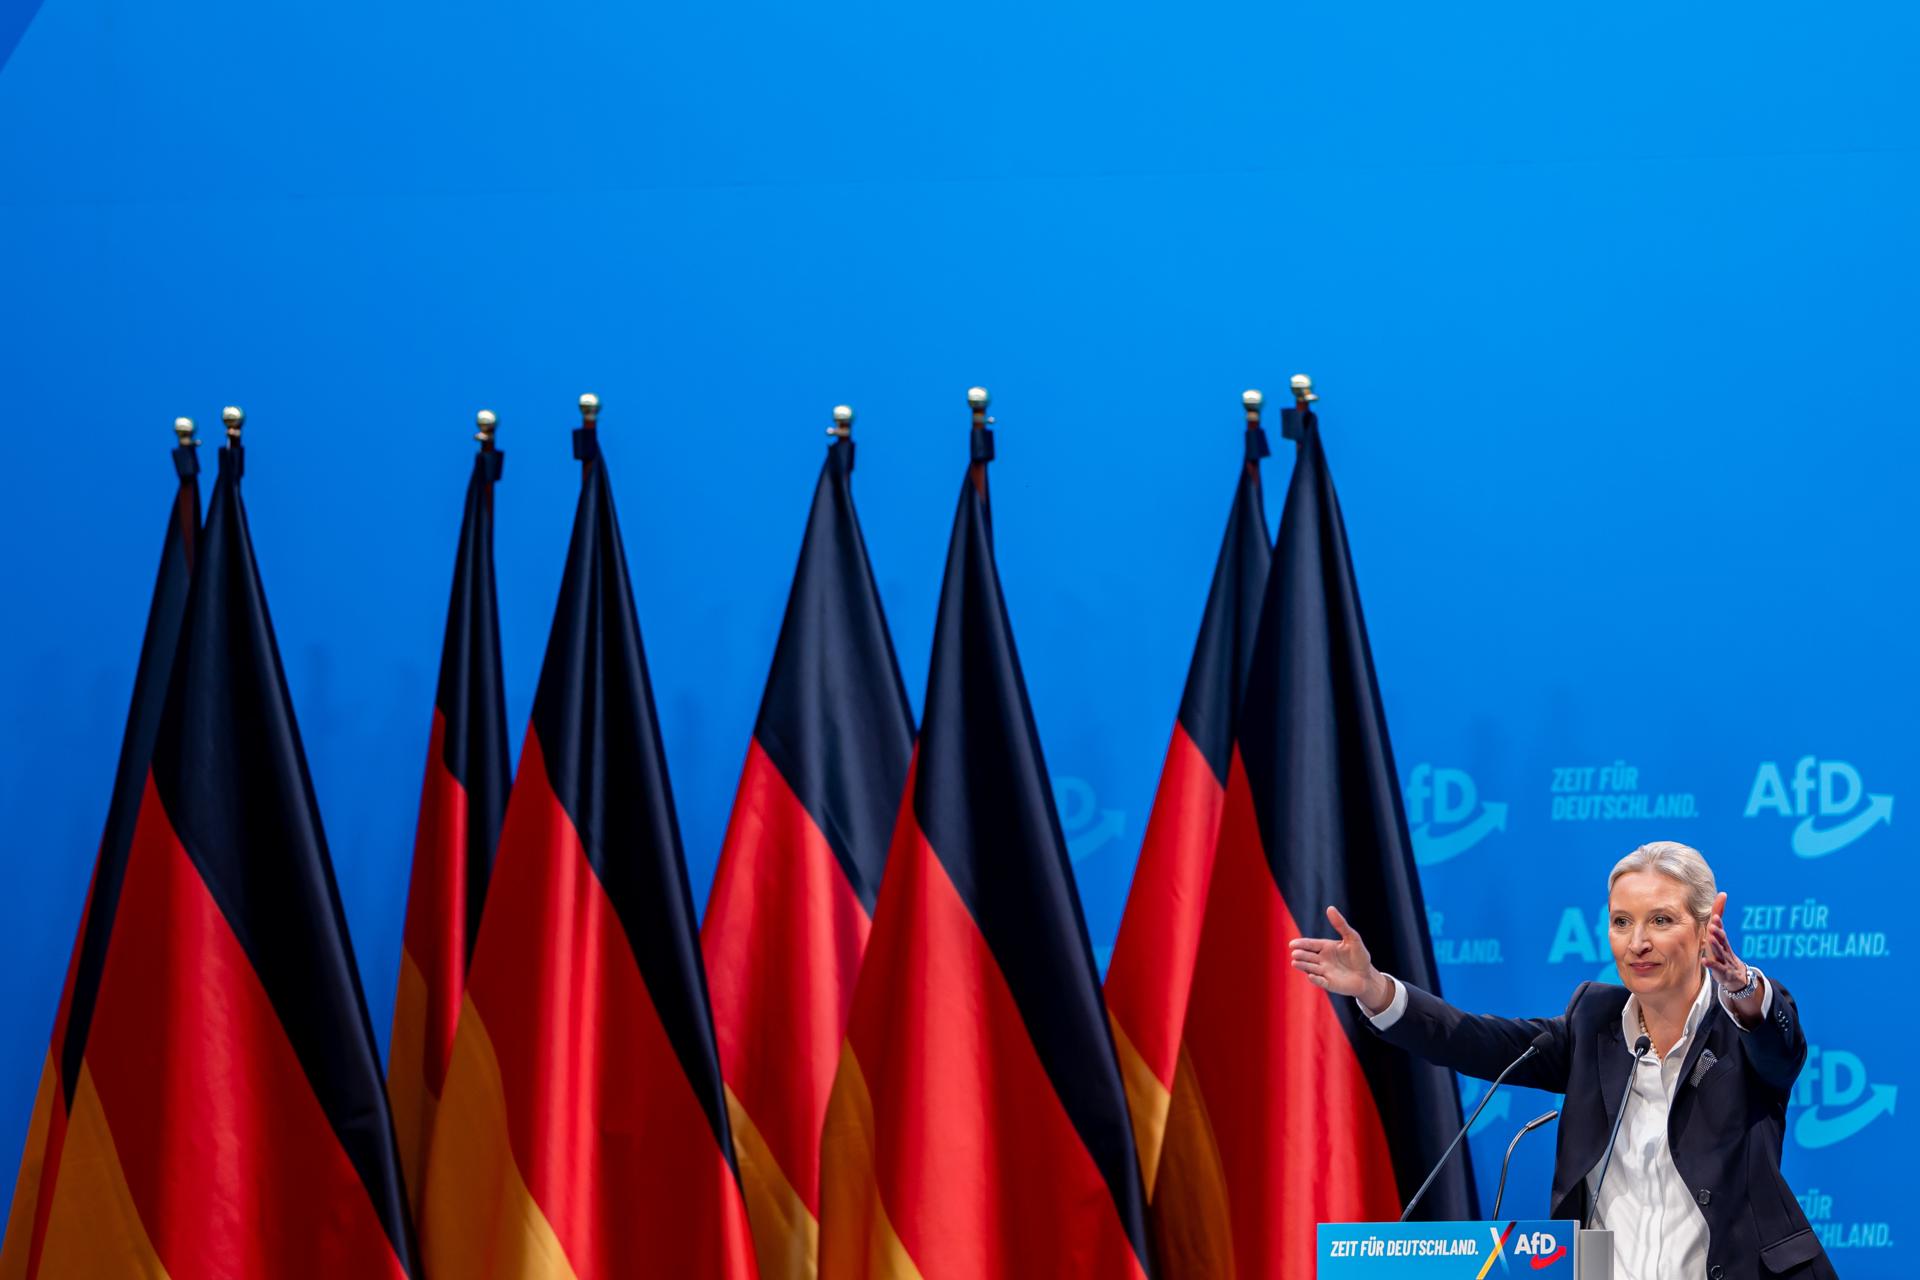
1289 905 1395 1014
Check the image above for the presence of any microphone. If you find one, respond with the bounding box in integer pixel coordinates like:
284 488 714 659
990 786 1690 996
1586 1034 1652 1229
1400 1029 1555 1222
1491 1110 1559 1218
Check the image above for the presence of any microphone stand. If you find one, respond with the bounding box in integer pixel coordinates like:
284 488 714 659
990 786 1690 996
1491 1110 1559 1219
1586 1035 1651 1229
1400 1037 1547 1222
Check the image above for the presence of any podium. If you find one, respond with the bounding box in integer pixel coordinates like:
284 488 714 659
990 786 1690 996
1317 1220 1612 1278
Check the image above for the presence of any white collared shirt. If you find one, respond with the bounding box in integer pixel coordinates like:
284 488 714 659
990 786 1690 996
1587 975 1716 1280
1364 969 1773 1280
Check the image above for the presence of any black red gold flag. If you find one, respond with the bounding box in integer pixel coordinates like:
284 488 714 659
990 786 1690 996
388 420 509 1215
819 393 1153 1280
420 405 755 1277
5 418 417 1278
1105 398 1270 1195
1 425 201 1278
703 416 914 1279
1155 398 1476 1278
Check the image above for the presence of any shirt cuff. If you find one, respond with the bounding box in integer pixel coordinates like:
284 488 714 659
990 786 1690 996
1360 975 1408 1029
1718 968 1773 1028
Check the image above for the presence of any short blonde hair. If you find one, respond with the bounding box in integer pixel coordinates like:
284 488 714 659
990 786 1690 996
1609 841 1716 925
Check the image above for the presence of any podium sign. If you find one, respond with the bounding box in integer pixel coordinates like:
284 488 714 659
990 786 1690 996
1317 1220 1584 1277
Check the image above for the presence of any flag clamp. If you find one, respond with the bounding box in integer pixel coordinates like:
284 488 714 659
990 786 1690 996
475 409 505 479
221 405 245 476
573 393 601 462
829 404 856 472
1279 374 1318 441
1242 390 1271 462
967 386 995 462
173 417 201 478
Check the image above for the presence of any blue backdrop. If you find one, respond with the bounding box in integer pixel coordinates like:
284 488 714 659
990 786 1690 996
2 0 1913 1269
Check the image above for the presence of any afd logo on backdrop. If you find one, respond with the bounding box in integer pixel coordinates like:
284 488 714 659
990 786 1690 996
1791 1044 1897 1149
1546 908 1627 985
1745 758 1893 858
1405 765 1508 866
1054 776 1125 866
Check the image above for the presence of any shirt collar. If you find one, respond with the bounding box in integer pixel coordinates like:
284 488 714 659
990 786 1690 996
1619 967 1715 1057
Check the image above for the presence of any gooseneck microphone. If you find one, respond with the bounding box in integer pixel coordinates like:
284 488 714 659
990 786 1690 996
1491 1110 1560 1218
1399 1029 1556 1222
1586 1034 1652 1229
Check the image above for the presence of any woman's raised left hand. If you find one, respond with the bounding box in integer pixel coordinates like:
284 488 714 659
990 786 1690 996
1704 891 1763 1016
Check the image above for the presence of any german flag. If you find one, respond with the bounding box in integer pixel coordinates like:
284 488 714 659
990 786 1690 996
4 414 417 1278
1155 396 1475 1279
1 422 201 1279
703 411 914 1279
387 414 510 1216
420 399 756 1278
1104 393 1271 1197
819 391 1153 1280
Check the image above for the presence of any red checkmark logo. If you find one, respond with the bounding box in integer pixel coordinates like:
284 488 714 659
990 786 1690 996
1530 1244 1567 1268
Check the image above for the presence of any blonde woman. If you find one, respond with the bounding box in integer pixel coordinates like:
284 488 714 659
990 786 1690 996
1291 841 1834 1280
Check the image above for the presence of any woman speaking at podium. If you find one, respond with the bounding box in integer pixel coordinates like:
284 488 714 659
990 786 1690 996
1290 841 1836 1280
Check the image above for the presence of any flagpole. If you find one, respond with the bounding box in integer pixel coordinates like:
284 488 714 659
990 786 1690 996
966 386 993 499
577 393 599 479
1243 388 1264 432
1281 375 1316 441
221 406 246 475
170 417 202 544
475 409 498 452
829 405 853 439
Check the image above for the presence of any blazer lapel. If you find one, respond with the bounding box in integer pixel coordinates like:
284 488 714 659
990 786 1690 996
1597 1006 1633 1132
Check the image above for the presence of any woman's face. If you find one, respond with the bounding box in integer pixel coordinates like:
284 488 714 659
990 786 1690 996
1608 870 1707 1002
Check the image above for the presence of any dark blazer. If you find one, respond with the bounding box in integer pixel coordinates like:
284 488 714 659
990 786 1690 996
1373 978 1834 1280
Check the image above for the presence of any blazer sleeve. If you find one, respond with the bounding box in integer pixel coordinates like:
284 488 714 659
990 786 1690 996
1739 975 1810 1094
1369 980 1588 1094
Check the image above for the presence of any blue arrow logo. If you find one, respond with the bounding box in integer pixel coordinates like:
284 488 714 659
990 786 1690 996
1414 802 1509 866
1792 794 1893 858
1055 776 1126 866
1794 1084 1897 1147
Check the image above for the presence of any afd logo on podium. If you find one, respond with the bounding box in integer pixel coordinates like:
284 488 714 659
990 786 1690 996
1317 1220 1572 1276
1744 758 1893 858
1406 765 1508 867
1791 1044 1898 1149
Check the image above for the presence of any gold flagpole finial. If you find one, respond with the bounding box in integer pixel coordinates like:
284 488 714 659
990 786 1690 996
829 405 853 438
221 406 245 441
1289 374 1318 405
174 417 199 447
578 393 600 428
476 409 498 448
1242 389 1264 429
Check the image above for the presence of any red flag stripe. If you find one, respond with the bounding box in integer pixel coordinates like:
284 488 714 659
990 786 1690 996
704 738 871 1215
842 804 1150 1280
79 775 407 1278
1167 752 1399 1277
465 731 755 1277
398 709 471 1096
1104 721 1228 1093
